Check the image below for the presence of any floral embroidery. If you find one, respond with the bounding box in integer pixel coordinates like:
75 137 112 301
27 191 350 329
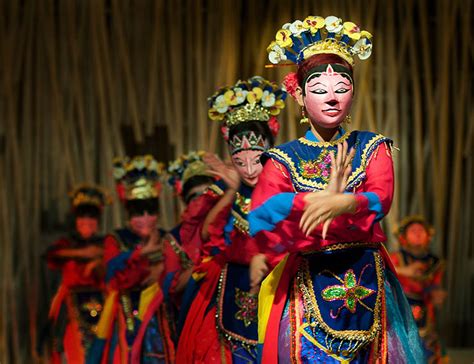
321 265 375 318
298 149 332 181
234 288 258 327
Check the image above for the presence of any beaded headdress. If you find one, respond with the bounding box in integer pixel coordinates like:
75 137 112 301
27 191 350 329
113 155 165 202
208 76 286 154
69 184 112 209
167 150 212 195
267 15 373 66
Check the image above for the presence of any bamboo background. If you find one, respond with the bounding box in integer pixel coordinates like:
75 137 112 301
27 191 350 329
0 0 472 362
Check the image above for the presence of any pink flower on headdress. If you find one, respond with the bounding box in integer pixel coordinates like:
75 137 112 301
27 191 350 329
115 183 126 202
221 125 230 141
268 116 280 137
175 179 183 196
154 182 162 196
283 72 299 99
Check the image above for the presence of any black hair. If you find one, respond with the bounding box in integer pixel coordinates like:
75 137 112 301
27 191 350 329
228 120 275 148
125 198 160 217
74 204 101 219
182 175 215 204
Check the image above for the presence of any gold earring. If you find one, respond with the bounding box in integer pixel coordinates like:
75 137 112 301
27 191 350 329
344 114 352 124
300 107 309 124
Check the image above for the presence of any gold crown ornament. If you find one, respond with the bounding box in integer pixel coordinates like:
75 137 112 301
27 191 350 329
69 184 112 209
167 150 212 195
208 76 287 125
113 155 165 201
267 15 373 66
208 76 287 154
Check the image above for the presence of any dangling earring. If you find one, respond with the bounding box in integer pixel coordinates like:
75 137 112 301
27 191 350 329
300 107 309 124
344 114 352 124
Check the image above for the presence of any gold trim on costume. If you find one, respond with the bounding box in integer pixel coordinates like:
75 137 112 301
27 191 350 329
163 233 193 270
297 131 350 147
297 252 383 343
267 133 389 192
231 209 250 234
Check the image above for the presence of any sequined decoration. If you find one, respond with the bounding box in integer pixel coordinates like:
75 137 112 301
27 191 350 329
298 149 332 181
321 267 375 318
235 192 251 215
81 299 103 319
234 288 258 327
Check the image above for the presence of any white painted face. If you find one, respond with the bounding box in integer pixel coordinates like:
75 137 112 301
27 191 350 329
296 64 354 128
231 149 264 187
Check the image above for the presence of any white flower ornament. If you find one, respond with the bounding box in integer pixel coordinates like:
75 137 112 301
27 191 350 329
325 16 343 34
214 95 229 113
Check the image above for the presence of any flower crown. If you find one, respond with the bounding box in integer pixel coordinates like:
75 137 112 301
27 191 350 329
208 76 287 127
113 155 165 201
69 184 112 209
167 150 211 195
267 15 373 66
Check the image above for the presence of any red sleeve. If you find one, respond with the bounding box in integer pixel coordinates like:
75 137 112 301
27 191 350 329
430 260 444 287
250 143 394 267
180 190 221 264
201 202 233 256
104 235 150 291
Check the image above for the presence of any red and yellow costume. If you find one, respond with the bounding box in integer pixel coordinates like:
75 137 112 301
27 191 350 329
88 156 189 364
248 15 425 363
47 184 110 364
390 216 447 363
177 76 287 363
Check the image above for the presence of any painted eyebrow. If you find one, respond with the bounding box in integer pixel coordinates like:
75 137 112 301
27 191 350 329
336 81 351 86
307 81 326 87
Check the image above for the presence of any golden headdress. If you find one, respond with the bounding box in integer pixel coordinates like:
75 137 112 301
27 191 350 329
267 15 373 66
208 76 286 153
113 155 165 201
69 183 112 209
167 150 212 195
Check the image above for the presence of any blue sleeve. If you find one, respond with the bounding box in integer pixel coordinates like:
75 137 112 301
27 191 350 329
248 192 296 236
105 251 133 282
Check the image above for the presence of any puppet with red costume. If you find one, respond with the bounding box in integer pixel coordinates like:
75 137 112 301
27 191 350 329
248 15 425 363
46 184 111 363
391 216 447 363
87 155 186 364
176 76 287 363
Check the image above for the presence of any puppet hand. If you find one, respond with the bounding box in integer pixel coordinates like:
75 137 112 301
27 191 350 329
249 254 268 293
398 261 425 278
204 153 240 190
300 193 356 237
141 229 162 256
81 245 104 259
326 141 355 194
84 258 102 277
430 288 447 307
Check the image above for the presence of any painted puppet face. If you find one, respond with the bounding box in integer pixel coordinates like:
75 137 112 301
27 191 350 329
303 65 353 128
405 223 430 248
129 212 158 238
75 217 99 239
231 149 264 187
